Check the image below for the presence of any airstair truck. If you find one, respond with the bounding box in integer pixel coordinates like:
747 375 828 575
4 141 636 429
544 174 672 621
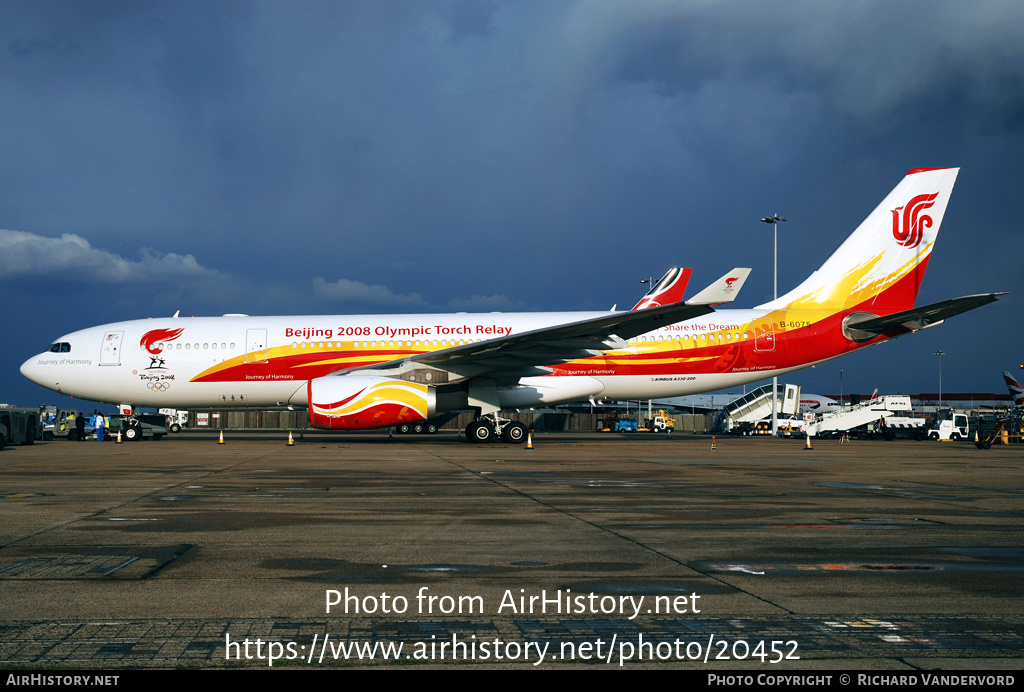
804 395 921 438
867 396 927 440
723 383 801 434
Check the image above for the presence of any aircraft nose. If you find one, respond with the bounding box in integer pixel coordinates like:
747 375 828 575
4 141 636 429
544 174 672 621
20 354 46 386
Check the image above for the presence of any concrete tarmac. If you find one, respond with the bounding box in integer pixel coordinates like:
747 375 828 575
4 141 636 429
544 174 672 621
1 431 1021 669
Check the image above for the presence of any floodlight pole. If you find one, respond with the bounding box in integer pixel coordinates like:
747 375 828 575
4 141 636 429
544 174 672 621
935 350 945 408
761 213 786 435
640 276 654 421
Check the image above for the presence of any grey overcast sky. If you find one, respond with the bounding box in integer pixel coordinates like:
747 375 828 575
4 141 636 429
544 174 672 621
2 0 1023 407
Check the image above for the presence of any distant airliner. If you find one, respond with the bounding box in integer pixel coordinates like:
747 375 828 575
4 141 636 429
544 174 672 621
21 168 1002 442
1003 371 1024 406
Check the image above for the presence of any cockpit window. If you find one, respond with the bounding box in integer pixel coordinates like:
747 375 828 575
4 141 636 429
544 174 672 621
49 342 71 353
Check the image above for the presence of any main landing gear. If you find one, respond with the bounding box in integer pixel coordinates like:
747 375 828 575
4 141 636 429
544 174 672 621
465 414 527 444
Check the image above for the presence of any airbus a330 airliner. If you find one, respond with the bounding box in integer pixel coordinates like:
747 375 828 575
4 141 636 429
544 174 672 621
21 168 1003 442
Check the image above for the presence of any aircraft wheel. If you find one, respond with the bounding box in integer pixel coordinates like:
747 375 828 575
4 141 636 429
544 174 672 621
467 421 493 443
501 421 527 444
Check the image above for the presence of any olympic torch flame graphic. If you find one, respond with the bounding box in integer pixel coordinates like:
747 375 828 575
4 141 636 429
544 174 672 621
140 328 185 354
891 192 938 249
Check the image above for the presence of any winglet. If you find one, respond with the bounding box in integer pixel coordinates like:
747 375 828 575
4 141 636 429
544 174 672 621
686 268 752 306
632 267 694 310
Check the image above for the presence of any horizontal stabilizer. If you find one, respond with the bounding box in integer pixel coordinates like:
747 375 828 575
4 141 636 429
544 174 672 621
686 268 752 305
843 293 1005 341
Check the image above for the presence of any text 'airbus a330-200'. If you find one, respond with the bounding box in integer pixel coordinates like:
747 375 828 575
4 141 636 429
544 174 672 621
21 168 1004 443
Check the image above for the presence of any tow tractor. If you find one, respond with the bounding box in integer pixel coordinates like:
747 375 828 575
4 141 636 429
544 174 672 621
0 406 40 445
926 409 970 441
642 410 676 433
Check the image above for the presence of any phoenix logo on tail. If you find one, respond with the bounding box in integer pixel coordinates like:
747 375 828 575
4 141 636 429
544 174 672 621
891 192 938 249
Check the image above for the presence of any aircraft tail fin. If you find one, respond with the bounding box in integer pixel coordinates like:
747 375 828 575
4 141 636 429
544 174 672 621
759 168 960 316
1003 371 1024 406
632 268 693 310
687 268 752 306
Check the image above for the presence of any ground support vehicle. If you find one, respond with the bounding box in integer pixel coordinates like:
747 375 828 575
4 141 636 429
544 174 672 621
158 408 188 433
731 420 773 436
599 415 639 432
42 409 93 441
927 410 970 441
107 414 164 441
974 413 1024 449
722 383 802 433
773 414 806 437
0 407 39 445
805 396 921 439
868 415 928 441
641 410 676 433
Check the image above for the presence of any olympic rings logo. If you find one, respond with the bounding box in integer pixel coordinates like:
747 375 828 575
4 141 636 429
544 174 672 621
147 381 172 391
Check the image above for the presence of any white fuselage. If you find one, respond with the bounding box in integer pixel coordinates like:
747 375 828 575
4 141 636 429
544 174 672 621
21 308 806 411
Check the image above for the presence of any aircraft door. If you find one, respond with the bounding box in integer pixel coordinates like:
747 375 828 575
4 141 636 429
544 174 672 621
246 329 268 363
100 331 124 365
754 319 776 352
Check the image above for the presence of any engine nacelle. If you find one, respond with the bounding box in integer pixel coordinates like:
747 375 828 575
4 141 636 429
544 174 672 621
308 375 436 430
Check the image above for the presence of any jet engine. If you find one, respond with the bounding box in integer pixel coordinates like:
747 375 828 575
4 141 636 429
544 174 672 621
308 375 436 430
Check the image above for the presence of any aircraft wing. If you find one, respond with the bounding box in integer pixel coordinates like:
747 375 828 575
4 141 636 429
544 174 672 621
844 293 1006 340
353 268 751 381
